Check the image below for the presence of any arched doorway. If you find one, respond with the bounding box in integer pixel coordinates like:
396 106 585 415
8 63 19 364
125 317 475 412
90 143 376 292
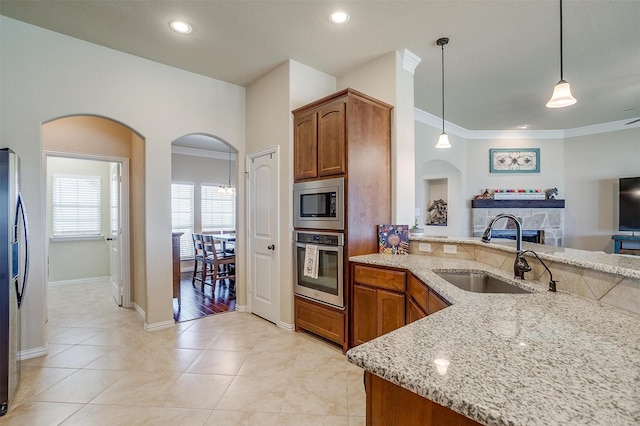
171 134 238 321
42 115 145 311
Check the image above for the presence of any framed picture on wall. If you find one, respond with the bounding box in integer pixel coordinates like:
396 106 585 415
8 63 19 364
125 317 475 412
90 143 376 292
489 148 540 173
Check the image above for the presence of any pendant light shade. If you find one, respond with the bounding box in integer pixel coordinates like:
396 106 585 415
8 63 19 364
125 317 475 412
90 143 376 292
546 0 576 108
436 132 451 149
436 37 451 148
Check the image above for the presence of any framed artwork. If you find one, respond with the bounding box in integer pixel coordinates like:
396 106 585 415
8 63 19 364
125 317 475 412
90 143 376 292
378 224 409 255
489 148 540 173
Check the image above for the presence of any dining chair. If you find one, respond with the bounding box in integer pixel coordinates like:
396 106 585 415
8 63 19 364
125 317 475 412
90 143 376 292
201 234 236 291
191 233 206 287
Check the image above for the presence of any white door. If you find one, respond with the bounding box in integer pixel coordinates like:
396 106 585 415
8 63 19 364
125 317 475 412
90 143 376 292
248 148 279 323
109 162 122 306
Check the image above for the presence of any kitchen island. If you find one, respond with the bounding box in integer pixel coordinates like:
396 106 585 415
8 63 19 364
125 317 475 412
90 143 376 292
346 242 640 425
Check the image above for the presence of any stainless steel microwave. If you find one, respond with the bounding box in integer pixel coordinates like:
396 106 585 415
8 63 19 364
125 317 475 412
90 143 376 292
293 177 344 230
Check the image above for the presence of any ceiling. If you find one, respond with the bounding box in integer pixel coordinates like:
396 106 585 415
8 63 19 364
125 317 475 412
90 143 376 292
2 0 639 140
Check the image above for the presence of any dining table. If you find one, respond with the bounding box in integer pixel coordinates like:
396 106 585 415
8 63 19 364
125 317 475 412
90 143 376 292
216 233 236 253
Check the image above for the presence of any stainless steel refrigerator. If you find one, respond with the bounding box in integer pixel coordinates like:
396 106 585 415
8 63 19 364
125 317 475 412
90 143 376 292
0 148 29 416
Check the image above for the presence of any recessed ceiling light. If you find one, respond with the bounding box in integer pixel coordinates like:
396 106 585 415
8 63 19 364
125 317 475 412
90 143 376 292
169 20 192 34
518 124 530 129
329 11 350 24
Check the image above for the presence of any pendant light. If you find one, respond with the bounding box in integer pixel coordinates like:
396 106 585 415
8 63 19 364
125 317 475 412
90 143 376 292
546 0 576 108
217 149 235 195
435 37 451 148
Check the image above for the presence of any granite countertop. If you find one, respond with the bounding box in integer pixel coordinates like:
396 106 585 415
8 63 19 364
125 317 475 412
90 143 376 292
346 254 640 426
411 235 640 280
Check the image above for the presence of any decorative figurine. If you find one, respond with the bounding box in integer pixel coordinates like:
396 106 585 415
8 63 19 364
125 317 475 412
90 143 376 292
545 187 558 200
474 189 493 200
427 199 448 225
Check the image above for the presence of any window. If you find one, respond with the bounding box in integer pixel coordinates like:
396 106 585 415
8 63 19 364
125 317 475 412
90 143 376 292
52 175 102 237
171 183 194 259
201 185 236 232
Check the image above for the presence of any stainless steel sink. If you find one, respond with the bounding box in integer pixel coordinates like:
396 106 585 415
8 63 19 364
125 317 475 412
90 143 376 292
435 272 531 294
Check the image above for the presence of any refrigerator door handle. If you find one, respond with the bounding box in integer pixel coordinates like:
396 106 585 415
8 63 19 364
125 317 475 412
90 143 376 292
15 193 28 308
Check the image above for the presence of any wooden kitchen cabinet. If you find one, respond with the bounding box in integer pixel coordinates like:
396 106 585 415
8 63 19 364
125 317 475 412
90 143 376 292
351 264 406 347
365 371 481 426
293 89 390 183
406 274 450 324
293 98 346 180
293 89 392 351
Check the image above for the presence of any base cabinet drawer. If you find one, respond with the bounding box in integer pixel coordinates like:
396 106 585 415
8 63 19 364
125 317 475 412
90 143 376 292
295 296 346 351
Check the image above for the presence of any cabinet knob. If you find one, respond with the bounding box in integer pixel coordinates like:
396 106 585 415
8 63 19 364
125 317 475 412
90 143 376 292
267 244 275 251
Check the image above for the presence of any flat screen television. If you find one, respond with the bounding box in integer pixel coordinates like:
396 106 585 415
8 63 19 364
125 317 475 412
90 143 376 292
619 177 640 232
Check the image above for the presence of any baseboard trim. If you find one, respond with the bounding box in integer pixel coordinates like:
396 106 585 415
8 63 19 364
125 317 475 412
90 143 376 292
48 276 110 286
144 320 175 332
19 345 48 361
277 321 294 332
133 302 145 319
235 304 247 312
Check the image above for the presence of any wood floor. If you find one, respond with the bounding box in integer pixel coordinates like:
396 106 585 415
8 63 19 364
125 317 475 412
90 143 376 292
173 271 236 322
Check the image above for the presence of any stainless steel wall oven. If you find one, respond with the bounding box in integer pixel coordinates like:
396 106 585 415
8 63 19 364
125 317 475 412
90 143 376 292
293 231 344 309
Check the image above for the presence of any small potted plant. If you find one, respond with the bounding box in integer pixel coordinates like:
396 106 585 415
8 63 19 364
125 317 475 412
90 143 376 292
409 216 424 236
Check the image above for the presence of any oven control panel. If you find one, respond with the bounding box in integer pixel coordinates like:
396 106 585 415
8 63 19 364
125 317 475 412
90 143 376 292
294 231 344 246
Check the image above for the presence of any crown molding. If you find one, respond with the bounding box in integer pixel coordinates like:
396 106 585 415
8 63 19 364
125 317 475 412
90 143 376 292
400 49 422 75
414 108 639 140
171 145 236 160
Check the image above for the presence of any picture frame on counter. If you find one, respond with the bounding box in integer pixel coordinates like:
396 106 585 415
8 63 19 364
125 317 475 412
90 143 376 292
489 148 540 173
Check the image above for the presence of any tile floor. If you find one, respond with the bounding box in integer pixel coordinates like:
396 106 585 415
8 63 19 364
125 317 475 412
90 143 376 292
4 281 366 425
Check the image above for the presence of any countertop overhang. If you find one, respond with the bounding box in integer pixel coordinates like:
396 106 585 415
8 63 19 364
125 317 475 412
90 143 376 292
346 253 640 426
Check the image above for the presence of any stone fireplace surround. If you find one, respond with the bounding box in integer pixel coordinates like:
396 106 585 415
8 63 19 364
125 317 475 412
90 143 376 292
472 199 565 247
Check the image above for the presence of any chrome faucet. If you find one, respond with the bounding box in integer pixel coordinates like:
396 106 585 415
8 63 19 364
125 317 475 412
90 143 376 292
481 213 531 279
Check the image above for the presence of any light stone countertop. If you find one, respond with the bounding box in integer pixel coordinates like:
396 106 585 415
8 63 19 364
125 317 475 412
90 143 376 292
346 253 640 426
411 235 640 280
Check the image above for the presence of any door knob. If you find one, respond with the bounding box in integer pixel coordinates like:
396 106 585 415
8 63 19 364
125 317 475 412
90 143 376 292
106 237 115 241
267 244 275 251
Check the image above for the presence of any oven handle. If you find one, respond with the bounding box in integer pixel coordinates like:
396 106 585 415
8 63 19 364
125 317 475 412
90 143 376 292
294 241 343 252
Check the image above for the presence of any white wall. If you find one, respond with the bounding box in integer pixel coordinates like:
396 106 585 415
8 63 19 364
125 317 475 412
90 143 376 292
245 59 336 325
564 127 640 251
46 157 111 283
1 17 245 351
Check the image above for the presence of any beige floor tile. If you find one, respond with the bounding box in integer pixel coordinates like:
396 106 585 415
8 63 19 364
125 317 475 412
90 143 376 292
154 373 234 409
215 375 290 412
37 344 117 368
83 345 147 370
6 282 367 425
47 326 105 344
292 351 348 380
61 404 212 426
207 331 265 351
2 401 83 426
12 366 77 402
205 410 279 425
175 329 223 349
20 344 74 367
236 350 297 377
186 349 249 375
90 371 180 406
30 369 127 403
281 378 349 416
349 416 366 426
137 348 203 373
277 413 350 426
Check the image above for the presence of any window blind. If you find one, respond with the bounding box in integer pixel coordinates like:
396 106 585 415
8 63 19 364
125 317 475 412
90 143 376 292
52 175 102 237
171 183 194 259
201 185 236 232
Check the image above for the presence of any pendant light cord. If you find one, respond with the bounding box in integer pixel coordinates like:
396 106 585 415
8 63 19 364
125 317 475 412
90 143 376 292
441 42 445 132
559 0 564 80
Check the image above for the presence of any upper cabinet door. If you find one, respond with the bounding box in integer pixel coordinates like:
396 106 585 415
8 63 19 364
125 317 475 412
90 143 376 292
317 101 346 177
293 112 318 181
